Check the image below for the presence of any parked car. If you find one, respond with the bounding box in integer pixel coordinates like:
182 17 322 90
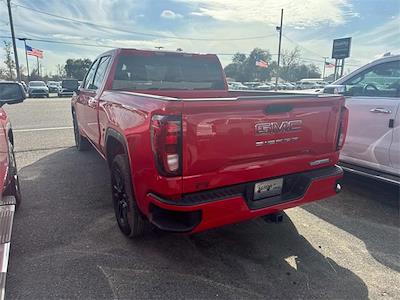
283 82 296 90
228 82 248 90
28 81 49 98
47 81 60 93
58 79 79 97
71 48 347 238
20 81 28 93
324 54 400 184
244 82 262 89
0 81 25 300
297 79 327 90
257 83 273 90
276 82 287 90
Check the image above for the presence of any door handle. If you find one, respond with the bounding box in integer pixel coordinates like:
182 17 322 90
88 98 98 108
370 108 391 114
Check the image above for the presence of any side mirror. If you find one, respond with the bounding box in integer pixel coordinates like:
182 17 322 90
323 84 346 95
0 82 26 106
62 79 79 92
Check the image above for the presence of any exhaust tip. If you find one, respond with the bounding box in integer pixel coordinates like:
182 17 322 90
335 183 342 193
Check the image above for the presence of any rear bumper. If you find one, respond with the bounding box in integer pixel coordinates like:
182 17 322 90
29 91 48 96
58 90 74 96
146 166 343 233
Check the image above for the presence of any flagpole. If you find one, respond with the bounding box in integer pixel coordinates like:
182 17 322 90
18 38 30 81
37 56 40 77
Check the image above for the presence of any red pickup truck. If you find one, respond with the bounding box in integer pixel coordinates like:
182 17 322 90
71 49 348 237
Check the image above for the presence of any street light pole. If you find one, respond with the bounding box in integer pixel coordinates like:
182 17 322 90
7 0 21 82
275 9 283 90
18 38 30 81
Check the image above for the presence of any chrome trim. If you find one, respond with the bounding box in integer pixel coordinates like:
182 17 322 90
342 166 400 185
309 158 331 166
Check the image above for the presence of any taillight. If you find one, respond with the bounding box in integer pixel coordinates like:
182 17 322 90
336 106 349 150
151 115 182 176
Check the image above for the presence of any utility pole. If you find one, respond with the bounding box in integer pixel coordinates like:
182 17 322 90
322 57 328 79
7 0 21 82
18 38 30 81
275 9 283 90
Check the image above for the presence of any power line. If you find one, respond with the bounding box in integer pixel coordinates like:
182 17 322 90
0 35 268 56
282 34 360 67
282 34 323 59
12 2 276 41
0 34 361 67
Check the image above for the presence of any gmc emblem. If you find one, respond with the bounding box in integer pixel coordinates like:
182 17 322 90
255 120 302 135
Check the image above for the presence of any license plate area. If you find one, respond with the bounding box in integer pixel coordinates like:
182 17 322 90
253 178 283 200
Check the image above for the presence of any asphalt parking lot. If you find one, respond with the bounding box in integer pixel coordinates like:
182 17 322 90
3 96 400 299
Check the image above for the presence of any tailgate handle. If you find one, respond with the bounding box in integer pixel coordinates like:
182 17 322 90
265 104 293 114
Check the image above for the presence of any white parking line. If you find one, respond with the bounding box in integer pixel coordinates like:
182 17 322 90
14 126 73 133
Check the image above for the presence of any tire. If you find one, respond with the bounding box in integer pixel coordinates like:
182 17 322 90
111 154 146 238
4 142 22 210
72 111 90 151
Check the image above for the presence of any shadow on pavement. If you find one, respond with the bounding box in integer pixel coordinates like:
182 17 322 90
304 172 400 273
7 148 368 299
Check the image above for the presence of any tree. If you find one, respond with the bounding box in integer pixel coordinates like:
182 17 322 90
64 58 92 80
280 47 301 81
53 64 66 80
232 53 246 64
3 41 15 80
224 47 321 82
0 67 7 80
224 48 273 82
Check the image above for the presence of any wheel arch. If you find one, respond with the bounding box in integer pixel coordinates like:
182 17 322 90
105 128 130 167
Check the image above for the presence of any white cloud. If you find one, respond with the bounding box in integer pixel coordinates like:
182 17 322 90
160 10 183 20
178 0 357 27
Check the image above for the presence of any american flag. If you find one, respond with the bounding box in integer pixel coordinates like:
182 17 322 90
325 61 335 68
26 45 44 58
255 59 269 68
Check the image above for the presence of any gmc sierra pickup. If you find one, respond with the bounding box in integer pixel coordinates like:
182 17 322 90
71 48 348 237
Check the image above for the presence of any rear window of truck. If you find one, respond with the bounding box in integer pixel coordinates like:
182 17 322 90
112 54 225 90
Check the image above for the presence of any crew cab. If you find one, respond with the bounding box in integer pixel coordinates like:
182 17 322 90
71 49 348 237
0 82 24 300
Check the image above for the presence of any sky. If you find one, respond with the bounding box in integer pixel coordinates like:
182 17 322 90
0 0 399 77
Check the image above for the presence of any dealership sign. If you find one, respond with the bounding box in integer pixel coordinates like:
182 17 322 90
332 37 352 59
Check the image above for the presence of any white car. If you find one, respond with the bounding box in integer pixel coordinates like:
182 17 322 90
257 83 273 90
228 82 248 90
28 81 49 98
324 54 400 184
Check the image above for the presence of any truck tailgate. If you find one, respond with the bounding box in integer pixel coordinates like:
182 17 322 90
182 95 344 194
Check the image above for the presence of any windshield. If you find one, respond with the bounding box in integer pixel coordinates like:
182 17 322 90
112 54 225 90
29 81 46 87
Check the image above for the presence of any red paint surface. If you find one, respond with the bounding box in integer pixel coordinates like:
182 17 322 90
72 48 347 232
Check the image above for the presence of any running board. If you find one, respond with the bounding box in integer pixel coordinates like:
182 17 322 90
0 196 16 300
340 162 400 185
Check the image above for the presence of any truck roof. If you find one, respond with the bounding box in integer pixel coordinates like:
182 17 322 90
97 48 218 59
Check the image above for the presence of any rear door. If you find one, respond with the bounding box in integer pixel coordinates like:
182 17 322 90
340 59 400 174
86 55 111 146
76 59 98 141
181 95 344 194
